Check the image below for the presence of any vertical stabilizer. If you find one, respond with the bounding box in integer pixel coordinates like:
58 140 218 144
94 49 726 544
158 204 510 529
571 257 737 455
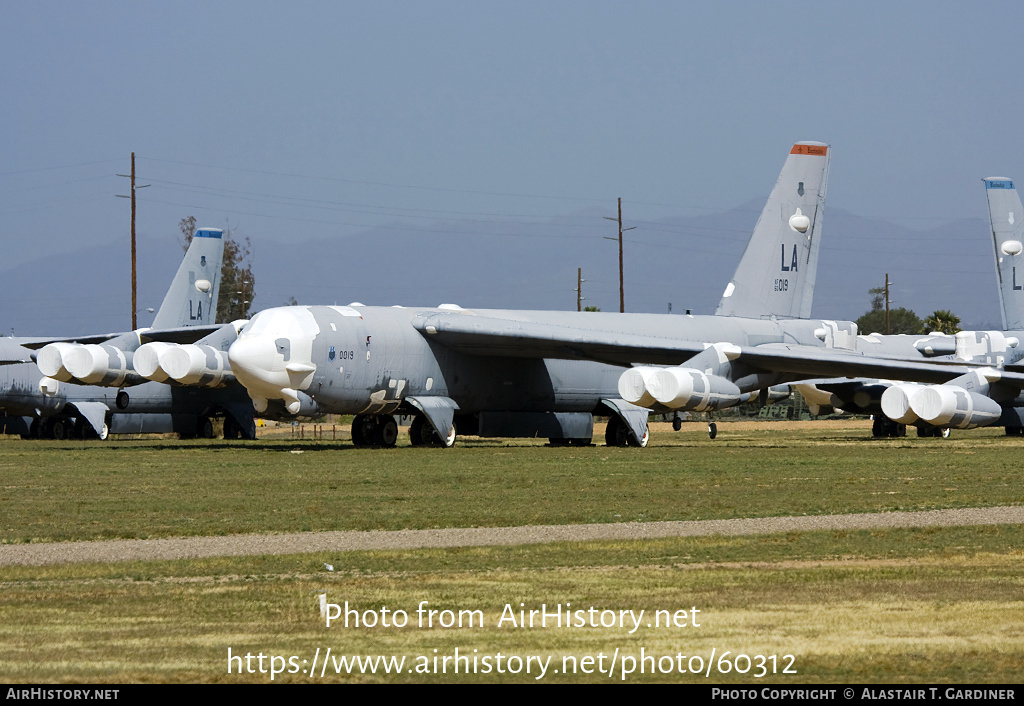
150 228 224 329
716 141 830 319
984 178 1024 330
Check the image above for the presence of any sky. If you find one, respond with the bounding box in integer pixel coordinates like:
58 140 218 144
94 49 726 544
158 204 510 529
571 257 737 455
3 1 1024 324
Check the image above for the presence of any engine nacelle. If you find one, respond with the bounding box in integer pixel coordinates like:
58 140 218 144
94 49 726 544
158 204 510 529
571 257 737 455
910 385 1002 429
647 367 742 411
161 344 233 387
880 383 923 424
133 341 174 382
64 343 141 386
36 342 79 382
617 366 662 407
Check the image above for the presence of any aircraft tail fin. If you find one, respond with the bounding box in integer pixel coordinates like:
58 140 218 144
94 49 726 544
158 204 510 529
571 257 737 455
983 178 1024 330
150 228 224 329
715 141 831 319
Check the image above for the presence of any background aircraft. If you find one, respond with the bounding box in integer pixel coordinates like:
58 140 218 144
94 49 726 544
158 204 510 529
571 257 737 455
0 229 259 439
795 176 1024 437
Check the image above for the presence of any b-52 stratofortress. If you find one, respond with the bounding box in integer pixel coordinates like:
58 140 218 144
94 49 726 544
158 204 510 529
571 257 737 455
216 143 1024 447
212 141 844 446
1 229 257 439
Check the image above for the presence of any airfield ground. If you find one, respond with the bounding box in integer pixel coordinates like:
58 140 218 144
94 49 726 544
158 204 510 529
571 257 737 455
0 420 1020 683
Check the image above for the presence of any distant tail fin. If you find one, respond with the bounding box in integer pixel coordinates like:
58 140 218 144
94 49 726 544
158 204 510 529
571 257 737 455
150 228 224 329
715 141 830 319
983 178 1024 330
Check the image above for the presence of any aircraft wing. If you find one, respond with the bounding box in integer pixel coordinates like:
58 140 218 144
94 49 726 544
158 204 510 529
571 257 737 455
412 313 1024 388
412 312 708 366
0 339 34 365
17 325 225 350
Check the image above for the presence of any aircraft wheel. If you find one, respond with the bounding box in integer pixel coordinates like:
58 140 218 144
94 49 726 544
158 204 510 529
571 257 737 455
116 390 130 410
672 415 682 432
51 417 70 441
223 416 241 440
26 418 40 439
97 424 109 441
351 414 374 446
871 417 884 437
630 428 650 447
941 427 951 438
409 415 430 446
198 416 215 439
549 438 570 446
708 422 717 440
377 416 399 447
434 422 457 448
604 416 630 447
570 437 593 446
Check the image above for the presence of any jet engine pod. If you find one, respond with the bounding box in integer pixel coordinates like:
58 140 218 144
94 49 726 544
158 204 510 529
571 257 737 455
647 367 742 411
880 383 922 424
63 344 133 386
162 344 232 387
36 342 79 382
617 366 661 408
133 341 173 382
910 385 1002 429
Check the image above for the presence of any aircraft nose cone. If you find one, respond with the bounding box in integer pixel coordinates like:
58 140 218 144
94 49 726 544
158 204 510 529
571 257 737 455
228 334 285 394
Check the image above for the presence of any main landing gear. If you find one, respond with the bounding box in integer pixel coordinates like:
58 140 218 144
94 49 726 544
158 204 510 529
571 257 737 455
351 414 400 447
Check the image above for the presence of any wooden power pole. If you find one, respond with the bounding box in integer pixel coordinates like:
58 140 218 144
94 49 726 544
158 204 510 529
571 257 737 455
117 153 148 329
604 198 635 313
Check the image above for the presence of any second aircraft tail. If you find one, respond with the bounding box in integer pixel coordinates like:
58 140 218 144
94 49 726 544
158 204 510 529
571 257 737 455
984 177 1024 330
715 141 830 320
150 228 225 329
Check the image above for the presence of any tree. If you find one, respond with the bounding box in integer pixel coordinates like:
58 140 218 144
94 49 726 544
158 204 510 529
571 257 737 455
854 285 922 334
923 309 961 334
178 216 255 322
856 307 923 335
583 305 601 312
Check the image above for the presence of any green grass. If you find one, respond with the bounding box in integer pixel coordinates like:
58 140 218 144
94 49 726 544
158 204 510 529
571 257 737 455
1 424 1021 543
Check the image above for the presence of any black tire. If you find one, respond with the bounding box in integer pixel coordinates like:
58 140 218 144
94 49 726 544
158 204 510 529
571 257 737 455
708 422 718 440
51 417 70 441
605 416 630 447
377 416 399 447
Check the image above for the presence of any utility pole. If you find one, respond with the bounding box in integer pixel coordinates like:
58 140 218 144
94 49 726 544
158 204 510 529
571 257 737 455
885 273 892 335
576 268 584 311
604 198 635 313
117 153 149 329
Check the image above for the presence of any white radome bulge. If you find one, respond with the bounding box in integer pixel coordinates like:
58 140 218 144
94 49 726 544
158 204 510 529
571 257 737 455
789 208 810 233
1001 240 1022 256
194 279 212 293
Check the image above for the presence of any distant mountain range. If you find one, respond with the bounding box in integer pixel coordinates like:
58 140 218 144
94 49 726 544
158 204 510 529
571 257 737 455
0 204 1000 337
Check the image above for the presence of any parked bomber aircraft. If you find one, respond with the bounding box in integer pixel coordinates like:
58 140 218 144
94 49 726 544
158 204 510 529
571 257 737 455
211 142 843 446
796 176 1024 437
220 151 1024 447
0 229 258 439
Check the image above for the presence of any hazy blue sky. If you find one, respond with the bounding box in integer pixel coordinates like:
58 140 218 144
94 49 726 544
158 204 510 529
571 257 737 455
3 1 1023 312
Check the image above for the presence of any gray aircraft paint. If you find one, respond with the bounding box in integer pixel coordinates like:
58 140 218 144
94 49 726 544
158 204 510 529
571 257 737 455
0 229 256 439
223 143 875 445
